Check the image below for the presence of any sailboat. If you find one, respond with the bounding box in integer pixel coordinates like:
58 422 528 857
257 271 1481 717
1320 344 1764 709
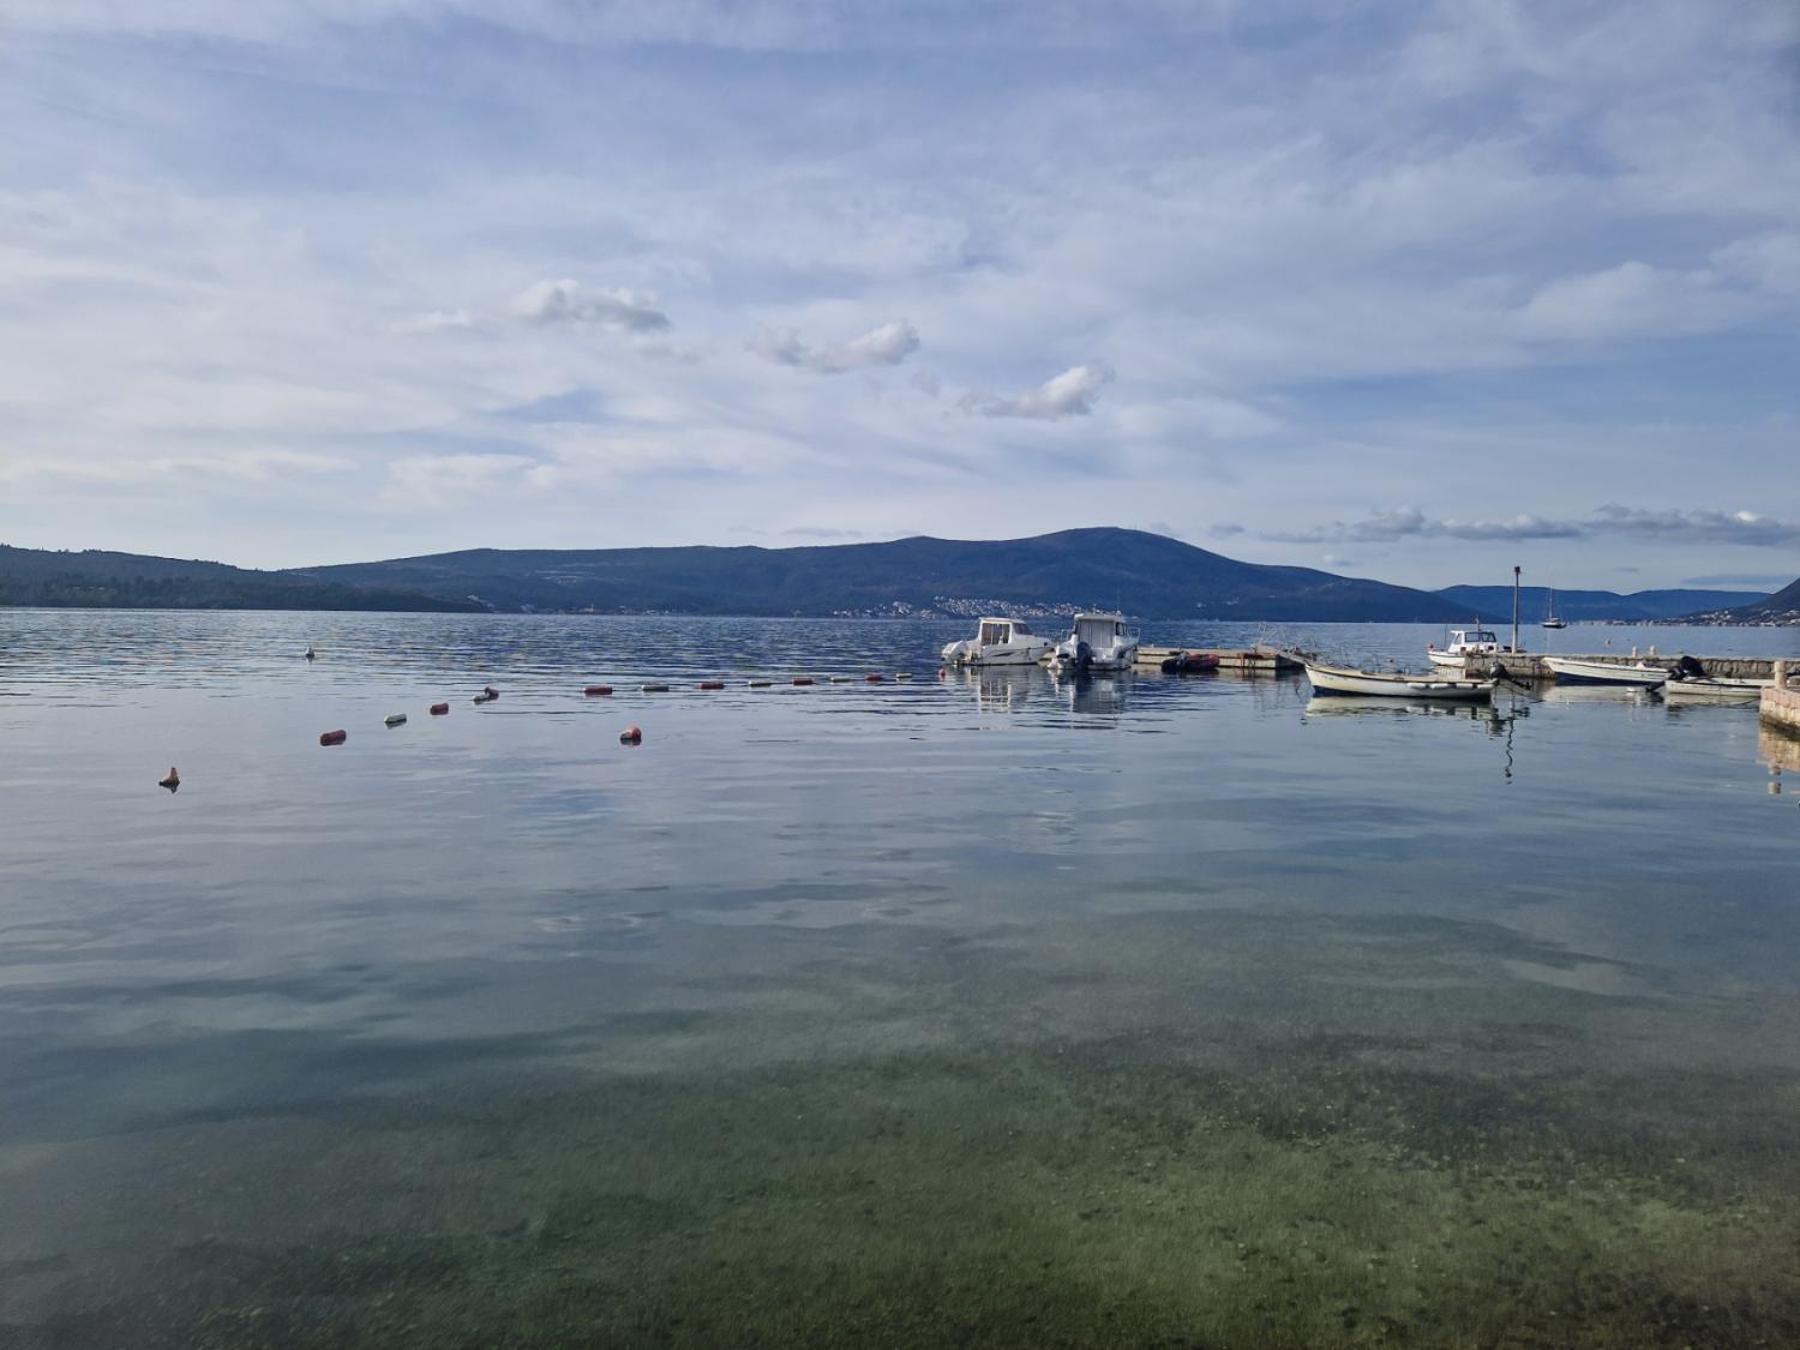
1541 590 1567 629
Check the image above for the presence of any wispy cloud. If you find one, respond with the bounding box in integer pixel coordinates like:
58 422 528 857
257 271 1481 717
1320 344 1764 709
750 319 919 373
1269 506 1800 548
959 363 1115 420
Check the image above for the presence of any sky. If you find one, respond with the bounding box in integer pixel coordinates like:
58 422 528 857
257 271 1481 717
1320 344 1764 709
2 0 1797 591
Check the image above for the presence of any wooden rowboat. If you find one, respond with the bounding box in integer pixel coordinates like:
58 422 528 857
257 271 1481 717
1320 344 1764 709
1303 660 1495 701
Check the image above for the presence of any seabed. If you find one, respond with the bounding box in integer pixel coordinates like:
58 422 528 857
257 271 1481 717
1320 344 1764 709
7 907 1799 1349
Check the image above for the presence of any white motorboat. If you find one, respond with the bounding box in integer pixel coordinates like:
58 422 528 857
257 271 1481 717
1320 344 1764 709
1541 655 1668 687
1049 611 1139 672
1663 676 1770 702
1662 656 1786 701
1427 626 1506 670
941 617 1053 667
1303 660 1495 701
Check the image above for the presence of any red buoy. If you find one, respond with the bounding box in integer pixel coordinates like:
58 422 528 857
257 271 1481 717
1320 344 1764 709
620 724 643 744
320 729 347 746
158 766 180 791
430 703 449 716
865 673 884 683
793 676 815 686
698 681 725 691
584 685 613 697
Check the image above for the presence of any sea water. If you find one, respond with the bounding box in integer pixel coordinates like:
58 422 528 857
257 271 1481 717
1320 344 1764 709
2 610 1798 1347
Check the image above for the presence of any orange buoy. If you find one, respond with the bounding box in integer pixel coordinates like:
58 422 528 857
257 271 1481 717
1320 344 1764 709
620 724 643 744
584 685 613 697
320 729 347 746
430 703 449 716
698 680 724 691
158 766 180 791
793 676 815 686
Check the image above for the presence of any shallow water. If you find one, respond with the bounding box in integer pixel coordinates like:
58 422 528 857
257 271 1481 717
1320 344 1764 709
2 610 1798 1347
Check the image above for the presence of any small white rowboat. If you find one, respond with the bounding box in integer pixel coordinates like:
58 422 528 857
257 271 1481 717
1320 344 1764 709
1303 660 1495 701
1663 676 1774 701
1541 656 1668 687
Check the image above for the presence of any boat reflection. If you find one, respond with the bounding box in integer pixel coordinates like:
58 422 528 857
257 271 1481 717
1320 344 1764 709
1304 696 1530 779
944 664 1049 713
1302 696 1501 719
1048 668 1133 715
1538 683 1665 707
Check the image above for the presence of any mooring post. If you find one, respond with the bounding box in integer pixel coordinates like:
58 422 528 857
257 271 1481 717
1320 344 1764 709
1512 565 1521 655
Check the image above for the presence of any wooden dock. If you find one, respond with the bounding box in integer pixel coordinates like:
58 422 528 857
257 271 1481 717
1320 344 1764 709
1135 646 1303 674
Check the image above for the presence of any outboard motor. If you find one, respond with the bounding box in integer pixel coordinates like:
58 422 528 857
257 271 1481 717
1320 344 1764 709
1668 654 1706 681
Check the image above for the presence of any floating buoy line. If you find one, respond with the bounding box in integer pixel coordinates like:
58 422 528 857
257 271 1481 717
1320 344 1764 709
157 673 922 788
283 673 921 768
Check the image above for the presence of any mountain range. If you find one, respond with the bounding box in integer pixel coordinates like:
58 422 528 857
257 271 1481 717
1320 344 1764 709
1680 577 1800 626
0 531 1788 623
1432 584 1771 624
292 528 1476 622
0 545 483 613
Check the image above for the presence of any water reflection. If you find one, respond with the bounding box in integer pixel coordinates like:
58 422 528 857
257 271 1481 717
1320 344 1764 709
1762 722 1800 779
1047 668 1133 716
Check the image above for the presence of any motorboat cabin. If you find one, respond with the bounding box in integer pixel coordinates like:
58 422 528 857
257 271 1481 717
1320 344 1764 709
1427 627 1505 670
1051 611 1139 672
941 617 1054 667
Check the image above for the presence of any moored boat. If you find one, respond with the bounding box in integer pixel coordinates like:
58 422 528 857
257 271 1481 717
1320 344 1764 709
1662 656 1783 701
1159 650 1221 673
1050 611 1139 672
1542 590 1567 629
1427 626 1506 670
1541 655 1668 687
1303 660 1495 701
941 617 1053 667
1662 677 1769 702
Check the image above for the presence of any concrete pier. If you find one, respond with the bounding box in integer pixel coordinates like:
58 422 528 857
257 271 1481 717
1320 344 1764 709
1443 651 1784 682
1763 661 1800 735
1135 645 1302 673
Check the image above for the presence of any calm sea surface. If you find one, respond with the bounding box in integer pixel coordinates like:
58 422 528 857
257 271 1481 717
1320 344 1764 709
3 610 1799 1348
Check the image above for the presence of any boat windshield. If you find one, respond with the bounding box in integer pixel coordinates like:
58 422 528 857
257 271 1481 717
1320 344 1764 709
1075 617 1121 645
979 621 1012 645
1454 630 1498 644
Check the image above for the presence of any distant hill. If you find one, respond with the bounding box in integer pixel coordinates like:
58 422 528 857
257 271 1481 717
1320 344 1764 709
0 545 485 612
1434 584 1770 623
290 527 1474 621
1681 577 1800 626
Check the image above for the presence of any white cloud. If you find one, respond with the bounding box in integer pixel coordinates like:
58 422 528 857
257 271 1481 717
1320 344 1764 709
750 318 920 373
508 278 670 332
959 363 1115 420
